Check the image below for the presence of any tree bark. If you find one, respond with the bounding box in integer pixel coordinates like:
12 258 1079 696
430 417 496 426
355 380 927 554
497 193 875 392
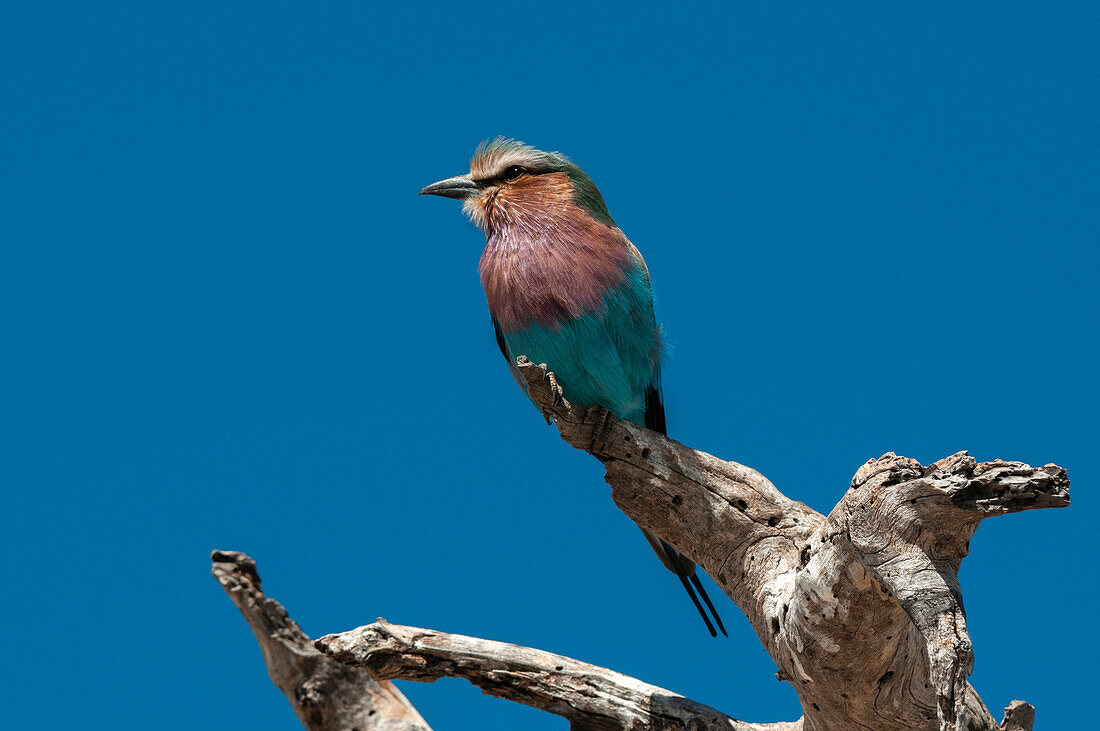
212 550 430 731
213 357 1065 731
999 701 1036 731
315 619 798 731
506 357 1065 731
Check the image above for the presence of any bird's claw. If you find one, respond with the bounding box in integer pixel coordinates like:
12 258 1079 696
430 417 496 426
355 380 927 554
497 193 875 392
589 407 614 452
546 371 564 407
540 371 564 424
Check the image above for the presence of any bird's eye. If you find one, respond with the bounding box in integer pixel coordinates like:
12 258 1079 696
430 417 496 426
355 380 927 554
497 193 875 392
502 165 529 181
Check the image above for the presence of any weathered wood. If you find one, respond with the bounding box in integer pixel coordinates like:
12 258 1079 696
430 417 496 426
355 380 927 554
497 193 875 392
514 357 1068 731
999 701 1035 731
212 550 431 731
213 359 1067 730
315 619 800 731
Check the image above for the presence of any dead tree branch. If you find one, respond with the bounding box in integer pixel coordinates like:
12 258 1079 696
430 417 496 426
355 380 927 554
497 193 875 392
999 701 1036 731
212 550 431 731
315 619 799 731
213 358 1063 731
513 357 1066 731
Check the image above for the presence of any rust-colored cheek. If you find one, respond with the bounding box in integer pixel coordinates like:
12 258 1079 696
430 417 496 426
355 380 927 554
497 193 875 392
489 173 576 222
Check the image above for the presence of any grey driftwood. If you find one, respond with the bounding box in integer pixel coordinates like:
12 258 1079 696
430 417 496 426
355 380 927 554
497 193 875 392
214 357 1066 730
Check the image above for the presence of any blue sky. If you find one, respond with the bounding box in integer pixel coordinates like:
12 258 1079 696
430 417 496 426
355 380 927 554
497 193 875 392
2 2 1096 728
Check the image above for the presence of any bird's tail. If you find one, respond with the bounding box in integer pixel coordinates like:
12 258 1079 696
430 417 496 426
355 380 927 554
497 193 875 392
640 528 727 638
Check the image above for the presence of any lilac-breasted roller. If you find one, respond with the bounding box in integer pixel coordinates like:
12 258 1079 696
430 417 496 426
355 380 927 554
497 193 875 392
421 138 726 637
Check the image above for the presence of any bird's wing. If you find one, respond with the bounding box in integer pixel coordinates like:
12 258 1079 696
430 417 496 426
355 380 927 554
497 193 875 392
644 366 667 436
493 316 529 394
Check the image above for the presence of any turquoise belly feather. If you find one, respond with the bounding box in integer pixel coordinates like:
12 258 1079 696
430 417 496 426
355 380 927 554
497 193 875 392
501 263 658 424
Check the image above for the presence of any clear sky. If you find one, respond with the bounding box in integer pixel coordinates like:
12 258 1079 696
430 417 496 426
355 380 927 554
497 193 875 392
2 2 1096 728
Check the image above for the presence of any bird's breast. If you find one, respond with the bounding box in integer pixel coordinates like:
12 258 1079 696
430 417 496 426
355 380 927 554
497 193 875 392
479 210 633 332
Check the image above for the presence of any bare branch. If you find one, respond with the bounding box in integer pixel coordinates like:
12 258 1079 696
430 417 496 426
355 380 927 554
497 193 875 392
212 550 431 731
1000 701 1035 731
315 619 801 731
517 358 1069 731
518 356 823 611
834 453 1067 730
217 360 1068 730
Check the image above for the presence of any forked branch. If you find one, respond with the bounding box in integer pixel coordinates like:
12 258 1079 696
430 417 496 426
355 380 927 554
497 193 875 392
212 550 430 731
514 357 1065 731
213 359 1065 731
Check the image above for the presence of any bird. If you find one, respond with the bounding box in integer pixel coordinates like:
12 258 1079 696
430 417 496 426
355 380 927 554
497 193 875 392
420 138 726 637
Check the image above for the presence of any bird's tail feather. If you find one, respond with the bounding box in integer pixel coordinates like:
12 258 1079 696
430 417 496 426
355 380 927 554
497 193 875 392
678 574 717 637
689 572 728 637
639 527 727 637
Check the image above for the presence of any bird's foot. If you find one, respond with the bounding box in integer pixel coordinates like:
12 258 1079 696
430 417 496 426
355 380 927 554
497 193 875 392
546 371 564 407
540 371 565 425
588 407 615 453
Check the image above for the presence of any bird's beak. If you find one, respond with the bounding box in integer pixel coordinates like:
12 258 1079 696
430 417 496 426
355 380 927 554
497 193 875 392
419 174 479 200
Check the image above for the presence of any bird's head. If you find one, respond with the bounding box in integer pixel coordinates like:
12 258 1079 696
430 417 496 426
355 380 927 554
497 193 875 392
420 138 614 232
